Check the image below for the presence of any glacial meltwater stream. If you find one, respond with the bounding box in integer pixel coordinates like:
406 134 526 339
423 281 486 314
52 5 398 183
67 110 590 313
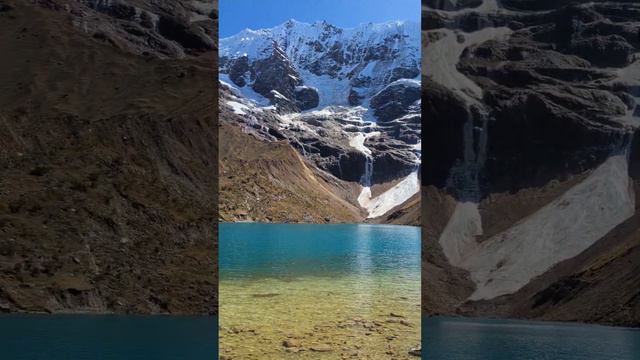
219 223 421 359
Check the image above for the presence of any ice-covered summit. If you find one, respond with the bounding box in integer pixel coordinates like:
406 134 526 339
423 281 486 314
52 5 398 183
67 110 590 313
219 19 420 110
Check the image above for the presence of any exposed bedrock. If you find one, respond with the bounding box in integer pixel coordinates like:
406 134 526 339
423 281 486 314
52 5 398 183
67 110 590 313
389 66 421 82
251 43 302 107
156 15 215 52
370 80 421 123
371 149 417 184
297 129 419 184
422 79 467 190
227 55 250 87
220 85 420 186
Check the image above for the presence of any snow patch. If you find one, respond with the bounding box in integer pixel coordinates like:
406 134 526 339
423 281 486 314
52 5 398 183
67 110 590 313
226 101 249 115
360 172 420 218
424 28 512 106
270 90 289 101
439 152 635 300
219 73 270 106
349 131 380 156
349 130 418 218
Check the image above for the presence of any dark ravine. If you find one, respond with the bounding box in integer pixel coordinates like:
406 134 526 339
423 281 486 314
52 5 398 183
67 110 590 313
423 0 640 327
0 0 217 314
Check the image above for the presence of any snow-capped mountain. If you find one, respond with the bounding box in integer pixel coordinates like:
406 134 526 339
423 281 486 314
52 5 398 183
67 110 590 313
219 19 421 220
219 19 420 110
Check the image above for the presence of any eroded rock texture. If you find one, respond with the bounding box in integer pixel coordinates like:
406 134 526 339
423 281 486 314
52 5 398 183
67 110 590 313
423 0 640 327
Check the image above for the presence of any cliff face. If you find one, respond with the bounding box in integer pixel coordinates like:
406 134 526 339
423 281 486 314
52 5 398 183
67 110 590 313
0 0 217 314
423 0 640 326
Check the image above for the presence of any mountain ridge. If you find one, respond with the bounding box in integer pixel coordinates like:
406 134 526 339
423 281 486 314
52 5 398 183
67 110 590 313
218 18 422 223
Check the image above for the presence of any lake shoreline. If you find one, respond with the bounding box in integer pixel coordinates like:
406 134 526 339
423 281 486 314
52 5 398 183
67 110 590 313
424 315 640 330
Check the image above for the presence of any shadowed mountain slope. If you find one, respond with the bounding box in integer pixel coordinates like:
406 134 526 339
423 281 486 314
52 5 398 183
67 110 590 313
0 0 217 314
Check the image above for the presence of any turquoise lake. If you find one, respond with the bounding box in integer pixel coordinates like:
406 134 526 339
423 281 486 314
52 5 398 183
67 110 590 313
423 317 640 360
219 223 421 279
219 223 421 359
0 314 217 359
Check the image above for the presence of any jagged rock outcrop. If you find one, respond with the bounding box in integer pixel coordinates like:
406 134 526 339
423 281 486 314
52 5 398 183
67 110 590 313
220 84 420 185
251 42 301 101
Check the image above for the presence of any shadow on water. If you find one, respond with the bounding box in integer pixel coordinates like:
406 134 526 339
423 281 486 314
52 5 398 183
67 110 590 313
422 316 640 360
0 314 218 360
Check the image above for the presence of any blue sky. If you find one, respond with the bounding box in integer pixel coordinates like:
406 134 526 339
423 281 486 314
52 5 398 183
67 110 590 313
219 0 421 38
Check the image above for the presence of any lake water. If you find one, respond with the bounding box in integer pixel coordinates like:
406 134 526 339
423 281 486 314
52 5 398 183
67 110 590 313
219 223 421 359
423 317 640 360
0 314 217 360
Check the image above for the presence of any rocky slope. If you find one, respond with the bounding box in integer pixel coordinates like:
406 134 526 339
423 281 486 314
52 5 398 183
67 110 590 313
0 0 217 314
423 0 640 326
218 121 363 223
219 20 422 223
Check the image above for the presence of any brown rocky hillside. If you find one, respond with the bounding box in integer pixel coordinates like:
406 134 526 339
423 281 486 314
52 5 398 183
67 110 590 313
0 0 217 314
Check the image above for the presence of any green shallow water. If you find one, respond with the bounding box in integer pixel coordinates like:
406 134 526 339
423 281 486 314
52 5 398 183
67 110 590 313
219 223 421 359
